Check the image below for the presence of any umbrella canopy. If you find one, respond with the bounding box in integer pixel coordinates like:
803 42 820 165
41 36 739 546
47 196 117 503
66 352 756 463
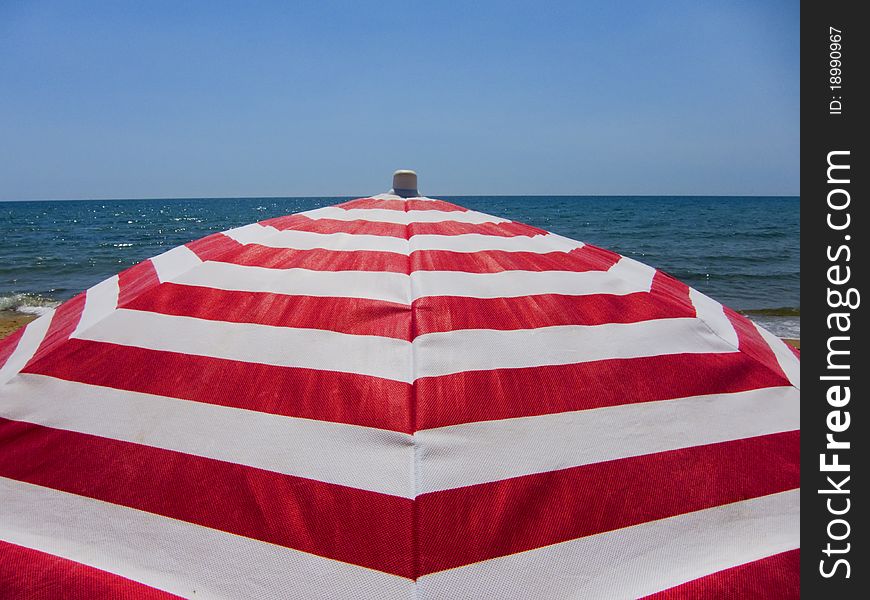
0 172 799 598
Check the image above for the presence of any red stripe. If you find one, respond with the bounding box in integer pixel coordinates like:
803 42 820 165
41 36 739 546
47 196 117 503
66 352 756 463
414 273 692 334
21 335 788 434
416 352 790 429
117 260 160 307
188 232 409 272
408 221 546 237
185 233 619 274
641 549 800 599
417 431 800 575
188 234 410 272
217 245 408 272
200 244 619 273
22 338 413 433
260 215 407 237
185 232 245 261
650 269 694 307
414 292 687 333
406 199 467 212
24 293 85 368
259 215 545 238
410 245 618 272
0 325 26 370
336 198 468 211
122 288 687 336
725 308 788 380
0 418 414 578
0 540 182 599
120 270 686 338
124 283 411 339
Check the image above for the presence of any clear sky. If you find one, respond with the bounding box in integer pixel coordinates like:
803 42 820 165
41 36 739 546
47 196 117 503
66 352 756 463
0 0 799 200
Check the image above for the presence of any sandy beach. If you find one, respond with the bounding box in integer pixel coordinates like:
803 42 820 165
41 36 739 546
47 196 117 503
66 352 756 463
0 311 37 340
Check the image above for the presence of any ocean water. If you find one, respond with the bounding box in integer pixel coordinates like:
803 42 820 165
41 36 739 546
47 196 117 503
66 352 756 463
0 196 799 337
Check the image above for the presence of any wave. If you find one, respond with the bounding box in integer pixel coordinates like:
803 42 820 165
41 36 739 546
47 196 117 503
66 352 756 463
745 314 801 339
0 293 61 316
739 307 800 317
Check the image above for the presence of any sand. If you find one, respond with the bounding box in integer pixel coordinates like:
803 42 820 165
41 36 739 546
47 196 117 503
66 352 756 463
0 311 38 340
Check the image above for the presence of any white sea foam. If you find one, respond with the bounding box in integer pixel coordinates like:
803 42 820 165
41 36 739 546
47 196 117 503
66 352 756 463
746 315 801 340
0 294 61 316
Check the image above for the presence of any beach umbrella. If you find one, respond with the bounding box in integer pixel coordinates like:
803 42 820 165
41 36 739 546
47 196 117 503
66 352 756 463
0 171 799 598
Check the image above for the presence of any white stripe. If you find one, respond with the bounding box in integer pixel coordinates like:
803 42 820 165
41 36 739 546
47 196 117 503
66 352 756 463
165 258 649 303
223 224 583 254
417 386 799 493
150 245 202 282
411 257 653 299
690 287 739 347
0 311 54 385
71 276 119 337
408 232 583 254
174 262 412 304
367 193 440 201
0 477 414 599
754 322 801 389
413 317 739 379
0 374 414 498
225 224 411 253
419 490 799 599
302 206 508 224
74 309 414 382
73 312 738 383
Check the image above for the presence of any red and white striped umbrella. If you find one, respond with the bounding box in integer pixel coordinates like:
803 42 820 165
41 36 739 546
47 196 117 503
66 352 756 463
0 172 799 598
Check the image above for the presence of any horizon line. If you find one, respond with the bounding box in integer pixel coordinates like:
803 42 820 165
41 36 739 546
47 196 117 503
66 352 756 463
0 193 801 203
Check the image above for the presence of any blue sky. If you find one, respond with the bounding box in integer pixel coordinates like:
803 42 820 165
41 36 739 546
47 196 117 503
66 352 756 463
0 0 799 199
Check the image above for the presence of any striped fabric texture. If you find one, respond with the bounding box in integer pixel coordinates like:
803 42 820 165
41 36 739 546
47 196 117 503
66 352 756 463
0 195 800 598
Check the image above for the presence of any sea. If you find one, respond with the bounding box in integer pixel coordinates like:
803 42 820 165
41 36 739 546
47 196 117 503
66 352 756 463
0 196 800 338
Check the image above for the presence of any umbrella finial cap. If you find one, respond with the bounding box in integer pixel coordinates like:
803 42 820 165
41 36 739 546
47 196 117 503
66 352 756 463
391 170 418 198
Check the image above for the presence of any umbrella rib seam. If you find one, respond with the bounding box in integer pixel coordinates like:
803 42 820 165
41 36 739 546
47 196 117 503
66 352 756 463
407 198 422 591
693 315 800 391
